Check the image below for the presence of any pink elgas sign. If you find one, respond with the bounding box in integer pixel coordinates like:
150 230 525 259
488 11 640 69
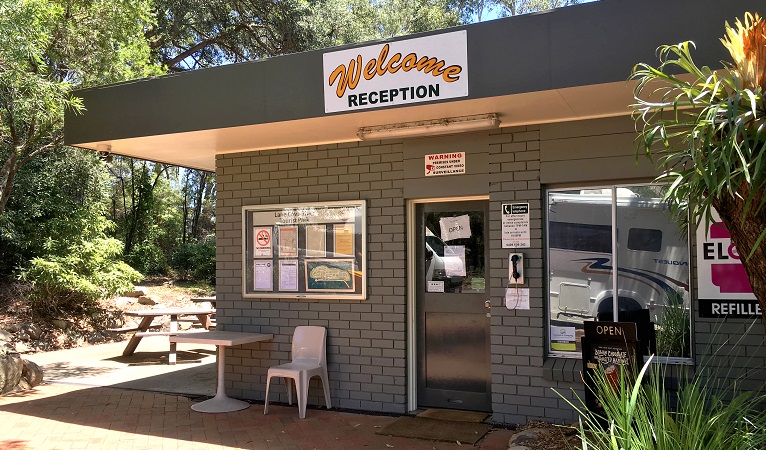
696 208 756 300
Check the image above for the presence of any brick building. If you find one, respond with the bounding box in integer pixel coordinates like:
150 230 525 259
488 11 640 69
66 0 764 425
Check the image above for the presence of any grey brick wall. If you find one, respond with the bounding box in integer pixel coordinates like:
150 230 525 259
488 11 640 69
215 116 766 425
216 142 408 413
487 126 583 425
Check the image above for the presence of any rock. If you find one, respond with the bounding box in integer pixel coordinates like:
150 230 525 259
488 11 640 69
508 428 550 446
87 332 106 344
508 446 531 450
114 296 137 306
50 319 69 330
12 378 32 393
17 331 30 341
0 329 12 341
123 288 147 298
179 322 192 331
138 295 158 305
14 342 30 353
0 346 23 394
22 359 43 386
5 323 20 333
24 323 43 340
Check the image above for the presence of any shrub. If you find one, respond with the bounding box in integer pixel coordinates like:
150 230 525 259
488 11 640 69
20 216 143 319
171 236 215 283
125 242 169 275
560 356 766 450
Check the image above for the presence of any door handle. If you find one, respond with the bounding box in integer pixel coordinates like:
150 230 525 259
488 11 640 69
484 300 491 309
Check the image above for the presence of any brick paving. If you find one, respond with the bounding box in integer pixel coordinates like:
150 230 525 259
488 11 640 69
0 383 513 449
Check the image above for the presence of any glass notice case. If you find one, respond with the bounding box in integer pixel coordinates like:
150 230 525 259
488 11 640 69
242 200 367 299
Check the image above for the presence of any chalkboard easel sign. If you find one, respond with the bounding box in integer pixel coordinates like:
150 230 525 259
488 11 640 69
581 321 639 415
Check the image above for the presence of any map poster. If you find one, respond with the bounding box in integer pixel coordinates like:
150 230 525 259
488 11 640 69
278 226 299 258
305 259 355 292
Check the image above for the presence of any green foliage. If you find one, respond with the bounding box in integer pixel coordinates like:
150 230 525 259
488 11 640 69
171 236 216 283
631 17 766 257
655 290 690 358
20 215 143 319
560 357 766 450
0 147 110 277
125 243 168 276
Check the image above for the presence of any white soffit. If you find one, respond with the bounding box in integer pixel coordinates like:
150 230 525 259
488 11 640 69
76 80 635 172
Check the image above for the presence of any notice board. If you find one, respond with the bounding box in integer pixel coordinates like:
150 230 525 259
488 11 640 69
581 321 639 415
242 200 366 299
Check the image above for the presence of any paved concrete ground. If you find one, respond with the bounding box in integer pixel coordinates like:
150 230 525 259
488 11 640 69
0 337 514 449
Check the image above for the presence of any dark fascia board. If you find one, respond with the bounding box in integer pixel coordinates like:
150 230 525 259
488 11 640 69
64 0 755 146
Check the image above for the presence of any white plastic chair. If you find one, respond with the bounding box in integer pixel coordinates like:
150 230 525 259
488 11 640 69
263 326 332 418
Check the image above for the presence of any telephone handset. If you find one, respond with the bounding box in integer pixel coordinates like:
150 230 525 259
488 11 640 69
509 253 524 285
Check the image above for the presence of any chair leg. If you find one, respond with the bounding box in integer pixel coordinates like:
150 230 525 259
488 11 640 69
285 377 293 405
298 372 309 419
264 375 272 415
321 367 332 410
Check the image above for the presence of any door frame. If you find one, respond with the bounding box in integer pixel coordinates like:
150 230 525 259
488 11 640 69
406 195 490 412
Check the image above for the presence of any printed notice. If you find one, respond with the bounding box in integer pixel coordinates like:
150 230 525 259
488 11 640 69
427 281 445 292
550 326 577 351
334 224 355 257
253 226 273 257
254 261 273 291
502 203 530 248
278 226 298 258
439 214 472 241
505 287 530 310
279 260 299 291
306 225 327 257
444 245 466 277
425 152 465 177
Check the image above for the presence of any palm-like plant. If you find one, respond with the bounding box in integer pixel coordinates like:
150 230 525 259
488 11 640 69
632 13 766 331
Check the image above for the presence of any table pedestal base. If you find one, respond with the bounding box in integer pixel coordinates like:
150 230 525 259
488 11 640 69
191 394 250 413
191 343 251 413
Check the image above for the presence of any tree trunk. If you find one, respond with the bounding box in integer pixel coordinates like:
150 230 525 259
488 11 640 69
713 186 766 333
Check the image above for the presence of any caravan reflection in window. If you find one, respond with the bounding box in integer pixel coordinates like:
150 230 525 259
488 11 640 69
546 187 691 359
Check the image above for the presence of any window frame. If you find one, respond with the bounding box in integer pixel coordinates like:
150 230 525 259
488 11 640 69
545 184 693 364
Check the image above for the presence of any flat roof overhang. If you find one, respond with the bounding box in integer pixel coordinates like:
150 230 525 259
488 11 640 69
65 0 752 171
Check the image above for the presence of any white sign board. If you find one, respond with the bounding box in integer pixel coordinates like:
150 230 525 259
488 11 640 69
505 287 530 310
695 208 755 300
323 31 468 113
502 203 530 248
439 214 472 241
425 152 466 176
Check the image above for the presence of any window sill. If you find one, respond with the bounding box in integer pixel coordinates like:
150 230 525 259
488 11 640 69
543 357 583 382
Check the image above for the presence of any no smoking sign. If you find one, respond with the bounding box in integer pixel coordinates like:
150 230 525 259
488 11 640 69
257 229 271 246
254 227 273 257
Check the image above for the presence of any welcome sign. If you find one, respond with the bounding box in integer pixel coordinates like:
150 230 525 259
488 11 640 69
323 31 468 113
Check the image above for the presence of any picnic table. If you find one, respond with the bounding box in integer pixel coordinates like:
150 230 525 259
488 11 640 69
170 331 274 412
120 308 216 364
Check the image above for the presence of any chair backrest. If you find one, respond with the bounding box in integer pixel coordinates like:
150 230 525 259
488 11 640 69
291 326 327 366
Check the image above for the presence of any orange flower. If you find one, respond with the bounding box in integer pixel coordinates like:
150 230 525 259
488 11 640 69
721 12 766 92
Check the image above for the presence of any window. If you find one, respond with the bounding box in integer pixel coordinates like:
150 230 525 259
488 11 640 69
549 221 612 253
546 186 691 361
628 228 662 252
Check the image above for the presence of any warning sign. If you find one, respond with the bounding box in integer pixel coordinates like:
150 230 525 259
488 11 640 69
254 226 273 258
424 152 465 177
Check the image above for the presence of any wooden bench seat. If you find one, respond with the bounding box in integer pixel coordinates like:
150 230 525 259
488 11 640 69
108 323 161 333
